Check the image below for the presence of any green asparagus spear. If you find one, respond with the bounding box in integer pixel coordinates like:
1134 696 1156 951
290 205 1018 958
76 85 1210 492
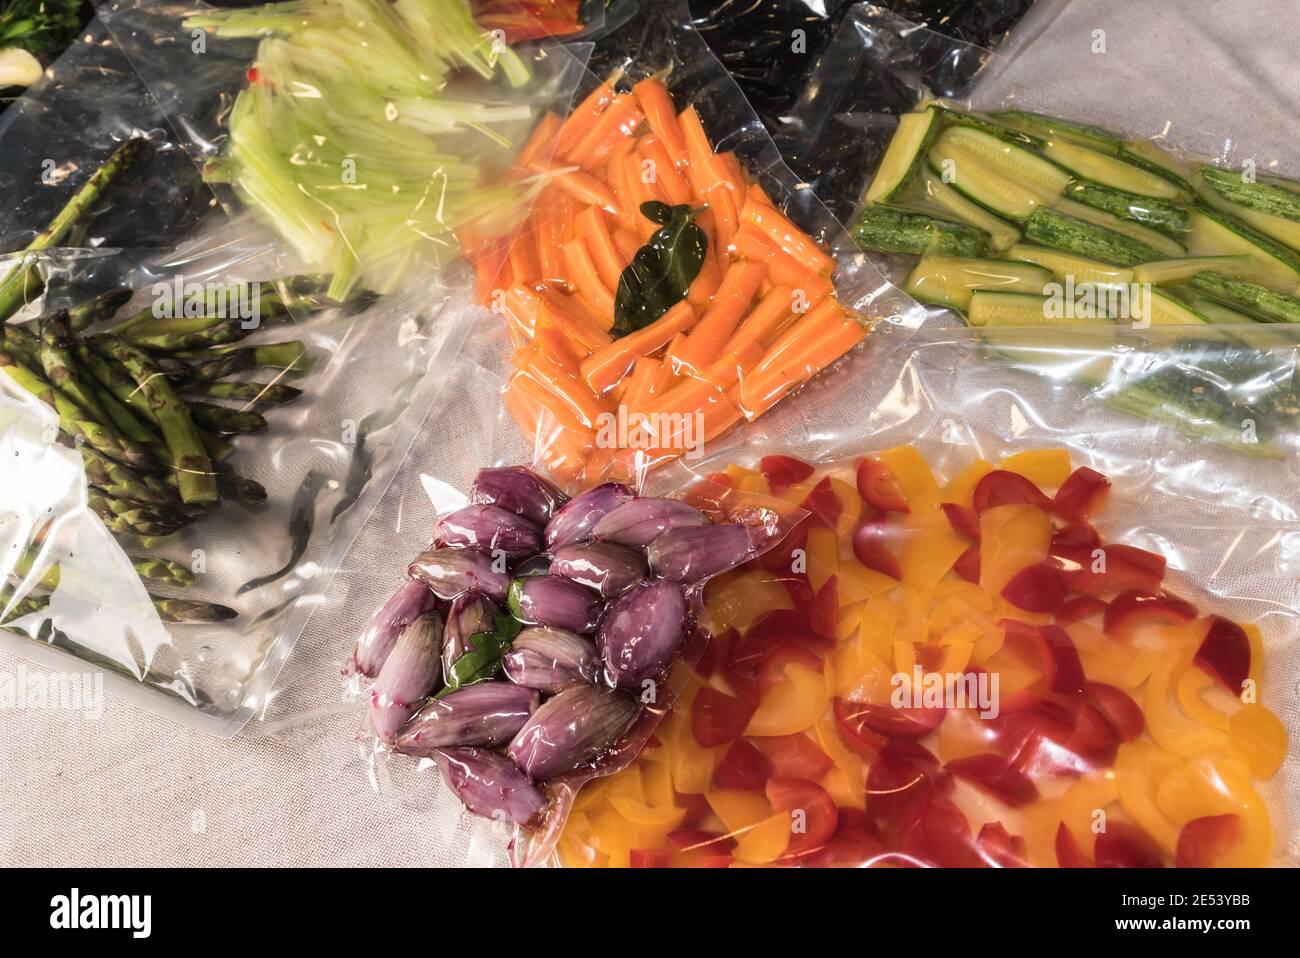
189 401 268 435
0 337 166 476
110 281 289 335
179 379 303 406
68 287 133 332
0 593 50 622
80 445 183 510
150 596 237 624
86 491 190 538
98 336 219 506
0 138 149 322
216 466 268 505
13 547 195 591
173 342 308 382
127 320 256 352
39 311 115 428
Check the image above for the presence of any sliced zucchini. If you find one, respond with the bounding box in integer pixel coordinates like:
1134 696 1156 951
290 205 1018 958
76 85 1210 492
1003 244 1135 286
865 108 941 204
1117 140 1197 195
1129 287 1210 326
1043 140 1183 199
1187 272 1300 324
851 204 989 257
929 104 1044 149
967 290 1111 327
1186 206 1300 290
934 127 1073 197
991 110 1122 154
1175 290 1263 326
1052 198 1186 257
928 152 1050 221
1025 207 1165 266
1199 186 1300 253
1200 166 1300 221
906 171 1022 251
1132 256 1254 285
1064 180 1189 236
904 256 1053 310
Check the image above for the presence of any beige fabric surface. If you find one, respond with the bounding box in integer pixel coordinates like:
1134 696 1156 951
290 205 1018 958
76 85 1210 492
3 0 1298 868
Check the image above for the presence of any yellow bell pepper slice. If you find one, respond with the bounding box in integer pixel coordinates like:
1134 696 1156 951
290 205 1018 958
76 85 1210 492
998 448 1072 489
943 457 994 507
745 662 829 736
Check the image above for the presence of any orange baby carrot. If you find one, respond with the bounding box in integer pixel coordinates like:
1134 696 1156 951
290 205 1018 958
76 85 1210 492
516 111 563 170
636 136 692 206
500 284 540 345
530 159 619 215
568 95 644 170
562 237 616 318
632 78 689 170
556 82 615 159
706 182 739 256
536 196 572 287
540 285 610 334
726 284 797 351
509 230 541 286
524 348 613 429
612 229 642 263
674 259 767 375
679 106 740 216
578 206 627 291
579 300 698 395
739 195 834 274
536 287 613 353
505 374 594 484
622 355 661 412
737 305 864 418
735 224 834 300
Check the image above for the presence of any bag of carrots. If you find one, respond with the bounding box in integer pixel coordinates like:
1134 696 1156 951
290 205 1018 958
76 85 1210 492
461 0 921 490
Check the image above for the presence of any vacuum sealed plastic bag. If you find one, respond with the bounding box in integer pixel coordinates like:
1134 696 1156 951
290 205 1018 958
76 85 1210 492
328 317 805 865
549 320 1296 867
458 0 921 489
786 2 1300 462
98 0 590 302
1 215 481 733
0 16 212 252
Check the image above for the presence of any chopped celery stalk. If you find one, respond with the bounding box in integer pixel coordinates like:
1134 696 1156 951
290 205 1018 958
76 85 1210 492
184 0 540 299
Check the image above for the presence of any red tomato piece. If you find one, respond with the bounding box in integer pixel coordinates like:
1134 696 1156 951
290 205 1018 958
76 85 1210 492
691 687 756 748
856 457 910 513
841 700 945 740
1001 562 1067 613
1193 615 1251 694
811 575 839 638
1062 544 1166 597
1052 518 1100 551
976 822 1027 868
1103 589 1198 638
852 522 902 580
757 643 823 690
1085 682 1144 741
972 470 1051 512
945 753 1039 806
680 471 734 520
941 502 981 540
1055 823 1093 867
694 627 737 680
766 777 839 859
801 476 843 529
953 545 980 583
753 733 834 781
1094 822 1165 868
713 739 772 790
756 517 809 574
918 793 984 868
760 454 815 495
833 697 888 759
1175 814 1243 868
1052 466 1111 521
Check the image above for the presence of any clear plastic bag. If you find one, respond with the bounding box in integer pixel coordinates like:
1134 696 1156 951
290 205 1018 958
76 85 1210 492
97 0 591 302
456 0 922 491
0 16 213 252
1 220 483 734
545 320 1297 867
330 314 807 866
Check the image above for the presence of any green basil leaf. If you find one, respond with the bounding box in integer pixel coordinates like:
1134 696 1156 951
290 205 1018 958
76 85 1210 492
433 612 523 698
611 202 708 338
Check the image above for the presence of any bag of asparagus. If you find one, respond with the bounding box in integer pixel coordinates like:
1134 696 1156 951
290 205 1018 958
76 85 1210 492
0 139 484 730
